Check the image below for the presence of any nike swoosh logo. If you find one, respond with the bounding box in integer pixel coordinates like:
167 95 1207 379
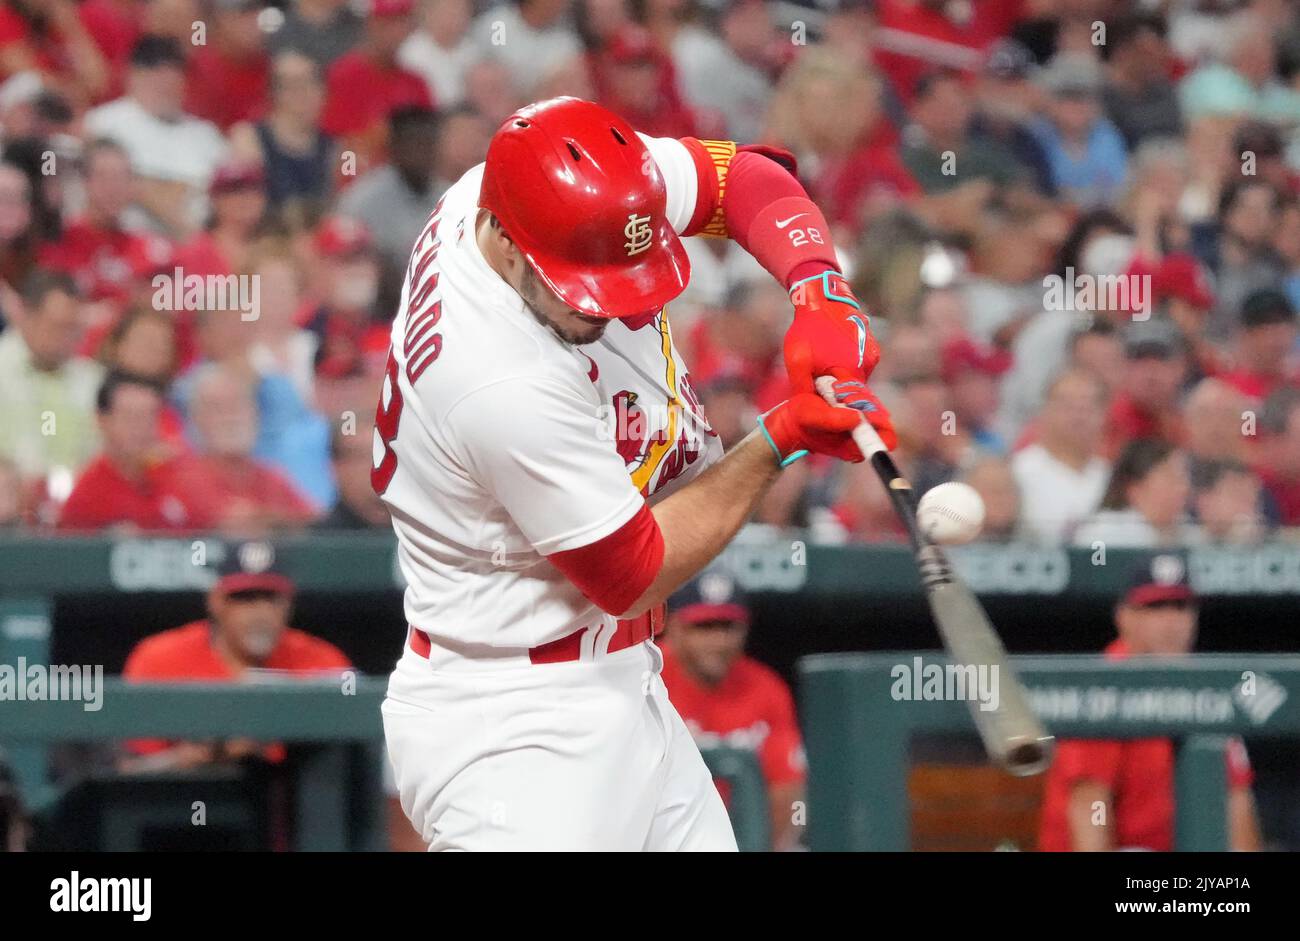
775 213 808 229
849 315 869 368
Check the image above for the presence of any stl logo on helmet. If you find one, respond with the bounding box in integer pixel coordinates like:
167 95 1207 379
623 213 653 256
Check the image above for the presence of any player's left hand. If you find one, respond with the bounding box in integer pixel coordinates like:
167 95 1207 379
784 270 880 394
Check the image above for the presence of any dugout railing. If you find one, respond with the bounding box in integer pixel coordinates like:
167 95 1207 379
800 653 1300 851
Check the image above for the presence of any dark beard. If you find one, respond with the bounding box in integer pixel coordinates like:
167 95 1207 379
518 266 607 345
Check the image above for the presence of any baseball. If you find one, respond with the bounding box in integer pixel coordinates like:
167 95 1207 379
916 482 986 545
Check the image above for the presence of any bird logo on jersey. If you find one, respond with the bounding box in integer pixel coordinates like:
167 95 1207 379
624 213 653 256
611 390 670 467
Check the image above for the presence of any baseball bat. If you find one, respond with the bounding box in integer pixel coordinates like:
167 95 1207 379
815 377 1054 777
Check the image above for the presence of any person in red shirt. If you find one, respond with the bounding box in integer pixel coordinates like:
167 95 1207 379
1219 289 1299 403
589 25 698 140
1038 553 1261 851
659 569 806 850
302 215 390 380
120 539 351 769
183 0 270 130
40 138 145 307
168 362 318 533
58 371 196 532
319 0 432 172
1103 319 1188 458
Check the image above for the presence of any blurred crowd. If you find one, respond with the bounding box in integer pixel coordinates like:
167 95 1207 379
2 0 1300 546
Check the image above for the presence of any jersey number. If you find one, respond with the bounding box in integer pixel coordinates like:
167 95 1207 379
371 349 404 496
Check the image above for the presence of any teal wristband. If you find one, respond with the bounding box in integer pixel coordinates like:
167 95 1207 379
756 414 808 467
788 270 861 310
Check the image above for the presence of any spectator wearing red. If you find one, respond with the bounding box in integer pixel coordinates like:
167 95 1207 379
684 279 788 413
319 0 432 170
302 216 390 380
660 569 805 851
871 0 1012 102
590 25 698 139
1039 554 1260 851
40 138 147 308
1150 252 1221 381
78 0 144 98
1103 319 1188 458
1257 387 1300 526
169 363 318 533
121 539 351 769
0 0 110 105
58 371 196 531
173 160 268 280
183 0 271 131
764 50 918 240
942 335 1011 453
1219 289 1299 402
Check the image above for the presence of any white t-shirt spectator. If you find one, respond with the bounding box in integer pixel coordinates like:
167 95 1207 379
1011 443 1109 544
398 29 480 106
471 5 580 95
84 97 227 189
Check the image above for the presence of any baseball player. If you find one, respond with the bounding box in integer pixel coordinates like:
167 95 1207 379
1038 553 1260 851
373 97 895 851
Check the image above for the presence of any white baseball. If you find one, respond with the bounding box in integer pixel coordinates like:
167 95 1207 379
916 482 985 545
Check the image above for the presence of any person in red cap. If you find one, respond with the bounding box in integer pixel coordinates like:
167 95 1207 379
660 569 806 851
182 0 271 131
375 96 895 851
589 25 698 140
1038 553 1260 851
304 215 390 380
121 539 351 770
319 0 432 173
942 335 1011 453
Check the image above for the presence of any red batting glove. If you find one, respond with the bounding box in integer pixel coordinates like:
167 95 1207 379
826 377 897 450
758 383 896 465
784 271 881 395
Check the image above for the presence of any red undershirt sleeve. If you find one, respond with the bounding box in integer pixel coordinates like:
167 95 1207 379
548 502 665 616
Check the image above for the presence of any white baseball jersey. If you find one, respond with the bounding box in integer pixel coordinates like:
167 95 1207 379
373 135 724 653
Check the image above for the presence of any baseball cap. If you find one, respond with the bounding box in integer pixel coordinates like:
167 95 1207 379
1122 552 1195 607
669 569 750 626
314 216 374 259
1152 253 1214 310
1123 317 1184 360
214 540 295 597
941 336 1012 384
209 159 265 196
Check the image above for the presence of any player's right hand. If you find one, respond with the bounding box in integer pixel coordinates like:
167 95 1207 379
757 385 896 465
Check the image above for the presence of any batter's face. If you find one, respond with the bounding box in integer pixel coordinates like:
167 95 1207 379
477 210 609 346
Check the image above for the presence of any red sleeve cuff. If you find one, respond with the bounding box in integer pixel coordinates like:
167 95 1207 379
548 502 664 615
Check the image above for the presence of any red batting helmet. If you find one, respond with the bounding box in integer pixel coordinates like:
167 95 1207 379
479 97 690 319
